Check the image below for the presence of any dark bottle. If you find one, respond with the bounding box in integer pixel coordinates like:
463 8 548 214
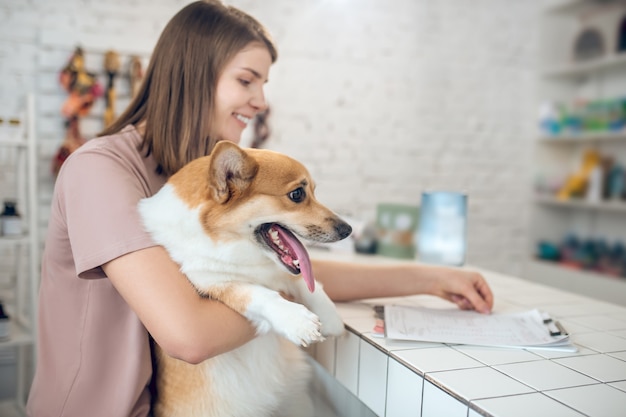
0 301 9 340
1 200 22 236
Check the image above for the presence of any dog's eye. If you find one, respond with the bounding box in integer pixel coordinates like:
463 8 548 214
288 187 306 203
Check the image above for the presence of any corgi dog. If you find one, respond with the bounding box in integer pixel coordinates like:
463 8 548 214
138 140 352 417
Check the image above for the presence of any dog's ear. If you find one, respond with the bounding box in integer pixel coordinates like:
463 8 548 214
209 141 259 204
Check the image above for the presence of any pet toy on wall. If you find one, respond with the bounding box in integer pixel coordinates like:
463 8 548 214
103 50 121 128
619 14 626 52
128 55 144 98
251 106 271 149
52 46 103 176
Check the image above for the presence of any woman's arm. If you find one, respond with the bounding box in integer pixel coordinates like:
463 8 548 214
102 246 257 364
312 258 493 314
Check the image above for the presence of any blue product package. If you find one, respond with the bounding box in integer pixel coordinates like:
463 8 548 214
417 191 467 266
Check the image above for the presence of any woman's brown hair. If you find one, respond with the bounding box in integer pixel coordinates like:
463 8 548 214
99 0 277 176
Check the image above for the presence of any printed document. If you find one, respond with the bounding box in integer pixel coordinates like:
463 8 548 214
382 305 576 352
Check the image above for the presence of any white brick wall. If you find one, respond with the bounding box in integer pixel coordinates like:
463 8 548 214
0 0 540 276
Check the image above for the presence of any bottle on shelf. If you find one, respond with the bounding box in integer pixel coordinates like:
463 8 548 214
0 301 9 340
0 200 23 236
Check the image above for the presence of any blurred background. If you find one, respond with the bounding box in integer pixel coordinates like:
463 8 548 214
2 0 626 293
0 0 540 274
1 0 626 407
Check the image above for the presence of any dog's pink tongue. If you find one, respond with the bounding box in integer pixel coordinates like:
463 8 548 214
275 226 315 293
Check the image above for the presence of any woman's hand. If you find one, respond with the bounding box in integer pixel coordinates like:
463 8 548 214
427 268 493 314
312 258 494 313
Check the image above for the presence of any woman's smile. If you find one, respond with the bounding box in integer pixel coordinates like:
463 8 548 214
214 43 272 143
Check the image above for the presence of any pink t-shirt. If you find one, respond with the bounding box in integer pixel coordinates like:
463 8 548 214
27 125 167 417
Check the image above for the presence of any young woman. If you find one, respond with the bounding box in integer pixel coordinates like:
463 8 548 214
27 1 493 416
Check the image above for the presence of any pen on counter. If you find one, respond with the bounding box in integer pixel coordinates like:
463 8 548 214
554 321 568 336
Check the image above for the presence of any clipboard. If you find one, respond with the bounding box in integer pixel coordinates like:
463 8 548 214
373 305 577 352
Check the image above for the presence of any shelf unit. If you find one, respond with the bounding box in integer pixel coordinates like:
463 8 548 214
0 95 39 416
538 130 626 144
523 259 626 311
542 51 626 78
525 0 626 305
534 193 626 212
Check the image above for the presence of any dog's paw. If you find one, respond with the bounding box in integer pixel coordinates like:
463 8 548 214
320 312 345 337
277 304 324 347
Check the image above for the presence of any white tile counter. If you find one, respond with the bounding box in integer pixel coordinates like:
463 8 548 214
307 250 626 417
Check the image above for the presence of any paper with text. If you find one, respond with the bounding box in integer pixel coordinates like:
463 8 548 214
384 305 575 350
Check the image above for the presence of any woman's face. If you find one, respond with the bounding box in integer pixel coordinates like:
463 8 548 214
214 43 272 144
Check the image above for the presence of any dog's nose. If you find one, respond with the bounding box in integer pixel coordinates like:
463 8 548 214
336 221 352 240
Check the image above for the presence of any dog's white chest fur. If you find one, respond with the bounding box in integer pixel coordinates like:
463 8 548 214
139 184 278 287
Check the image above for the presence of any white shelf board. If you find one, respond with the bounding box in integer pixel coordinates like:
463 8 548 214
538 131 626 144
542 52 626 78
0 399 24 417
534 195 626 213
0 235 30 247
0 138 27 148
543 0 601 15
524 259 626 306
0 321 34 349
